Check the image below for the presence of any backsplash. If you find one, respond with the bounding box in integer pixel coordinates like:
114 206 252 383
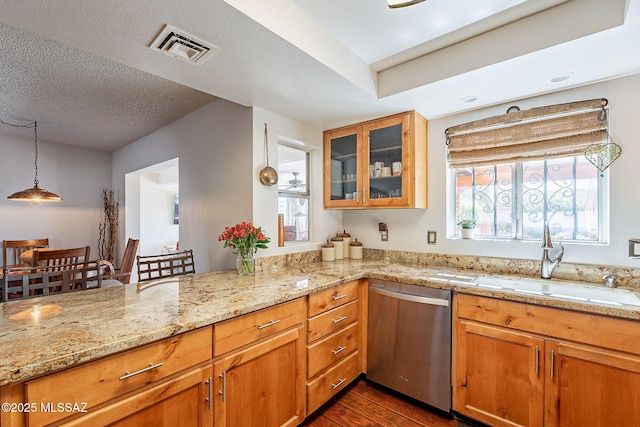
257 248 640 289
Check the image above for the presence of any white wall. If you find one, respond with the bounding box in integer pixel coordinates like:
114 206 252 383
251 107 342 257
343 74 640 268
139 175 179 255
112 99 253 272
0 133 111 264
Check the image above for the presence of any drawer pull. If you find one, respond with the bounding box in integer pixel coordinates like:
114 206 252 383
332 345 347 355
332 316 348 324
331 377 347 389
257 319 281 330
119 362 164 381
332 294 348 301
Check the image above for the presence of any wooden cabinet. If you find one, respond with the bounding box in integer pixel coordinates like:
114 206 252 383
323 111 428 209
454 293 640 427
212 298 305 427
0 327 213 427
305 280 365 415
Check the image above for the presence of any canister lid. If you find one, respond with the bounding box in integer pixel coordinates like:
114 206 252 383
322 240 334 248
338 229 351 238
331 236 343 242
350 238 362 246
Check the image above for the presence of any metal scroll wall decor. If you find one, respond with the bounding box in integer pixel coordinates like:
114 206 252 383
584 100 622 177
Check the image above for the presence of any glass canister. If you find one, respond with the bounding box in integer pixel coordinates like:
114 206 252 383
349 239 363 259
321 241 335 261
338 230 351 258
331 236 344 260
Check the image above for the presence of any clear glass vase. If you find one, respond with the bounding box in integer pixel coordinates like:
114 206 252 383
236 250 254 276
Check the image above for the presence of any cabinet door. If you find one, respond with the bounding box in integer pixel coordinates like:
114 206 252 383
59 365 213 427
545 341 640 426
213 327 305 427
362 114 411 207
323 125 363 208
454 319 544 427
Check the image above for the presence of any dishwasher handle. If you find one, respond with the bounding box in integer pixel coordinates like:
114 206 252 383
369 285 449 307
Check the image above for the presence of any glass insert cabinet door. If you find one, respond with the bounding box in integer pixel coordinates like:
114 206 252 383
324 126 363 207
363 114 410 206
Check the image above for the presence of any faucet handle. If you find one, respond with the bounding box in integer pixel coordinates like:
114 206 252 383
603 274 617 288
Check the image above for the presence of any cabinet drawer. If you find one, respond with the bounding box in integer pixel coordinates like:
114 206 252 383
214 298 304 356
308 300 358 344
307 351 360 414
307 322 358 378
25 326 212 427
308 281 359 317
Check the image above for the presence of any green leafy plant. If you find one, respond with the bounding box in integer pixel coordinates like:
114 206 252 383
457 219 476 229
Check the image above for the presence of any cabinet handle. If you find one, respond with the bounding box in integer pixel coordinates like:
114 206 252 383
257 319 281 330
331 377 347 389
332 316 347 324
219 371 226 403
550 350 555 378
205 376 213 410
355 190 359 202
119 362 164 381
332 294 348 301
535 346 539 374
332 345 347 355
363 189 366 203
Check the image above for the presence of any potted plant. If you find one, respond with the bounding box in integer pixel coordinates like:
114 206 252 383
457 219 477 239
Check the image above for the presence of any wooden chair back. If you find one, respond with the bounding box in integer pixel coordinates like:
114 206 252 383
2 261 102 301
33 246 90 270
3 238 49 268
136 249 195 282
104 238 139 284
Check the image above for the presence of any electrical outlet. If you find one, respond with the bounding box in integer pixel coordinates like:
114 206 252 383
381 230 388 241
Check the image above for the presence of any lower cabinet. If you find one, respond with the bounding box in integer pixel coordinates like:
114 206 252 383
212 298 306 427
59 364 213 427
454 293 640 427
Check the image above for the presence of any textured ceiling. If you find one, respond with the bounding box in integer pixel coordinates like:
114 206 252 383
0 21 216 151
0 0 638 153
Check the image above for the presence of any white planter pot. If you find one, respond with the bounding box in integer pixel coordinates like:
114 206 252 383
461 228 475 239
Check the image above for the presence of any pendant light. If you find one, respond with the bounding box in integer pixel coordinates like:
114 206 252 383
3 119 63 203
386 0 426 8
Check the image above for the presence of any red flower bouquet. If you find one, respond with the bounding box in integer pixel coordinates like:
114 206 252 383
218 222 270 275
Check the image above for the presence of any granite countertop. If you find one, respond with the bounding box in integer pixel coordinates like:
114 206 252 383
2 259 639 386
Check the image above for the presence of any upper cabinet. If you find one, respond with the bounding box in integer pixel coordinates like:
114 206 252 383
323 111 428 209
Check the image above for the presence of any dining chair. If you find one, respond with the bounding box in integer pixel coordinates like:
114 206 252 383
104 238 139 284
2 238 49 268
32 246 90 270
136 249 195 282
2 261 102 301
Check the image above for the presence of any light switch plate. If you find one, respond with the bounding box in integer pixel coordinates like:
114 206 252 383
427 231 437 245
629 239 640 258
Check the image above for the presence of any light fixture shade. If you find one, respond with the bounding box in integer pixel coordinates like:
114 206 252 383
7 184 63 204
387 0 426 8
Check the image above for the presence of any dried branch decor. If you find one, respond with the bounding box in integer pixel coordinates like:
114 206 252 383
98 189 119 263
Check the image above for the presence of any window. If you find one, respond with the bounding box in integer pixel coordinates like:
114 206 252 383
277 144 310 243
453 155 605 242
448 98 611 243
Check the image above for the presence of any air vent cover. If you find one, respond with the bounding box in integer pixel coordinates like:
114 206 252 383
150 24 218 65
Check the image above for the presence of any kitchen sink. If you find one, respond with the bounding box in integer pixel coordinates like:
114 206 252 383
472 276 640 307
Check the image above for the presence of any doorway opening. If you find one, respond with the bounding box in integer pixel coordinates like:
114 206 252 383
125 158 179 264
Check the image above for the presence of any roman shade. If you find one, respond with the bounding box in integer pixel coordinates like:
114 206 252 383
445 98 609 168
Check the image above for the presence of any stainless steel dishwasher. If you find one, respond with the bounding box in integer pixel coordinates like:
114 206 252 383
367 279 452 413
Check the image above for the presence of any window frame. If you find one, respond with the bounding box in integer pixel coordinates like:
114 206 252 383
449 156 609 244
277 143 311 244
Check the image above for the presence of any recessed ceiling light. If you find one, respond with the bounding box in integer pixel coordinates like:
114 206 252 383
460 96 478 103
549 73 574 83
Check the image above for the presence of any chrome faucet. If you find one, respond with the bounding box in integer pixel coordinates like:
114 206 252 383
541 222 564 279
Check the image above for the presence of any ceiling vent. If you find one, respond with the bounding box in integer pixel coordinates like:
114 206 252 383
150 24 218 65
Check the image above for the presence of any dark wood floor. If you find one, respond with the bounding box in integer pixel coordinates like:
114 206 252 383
302 379 460 427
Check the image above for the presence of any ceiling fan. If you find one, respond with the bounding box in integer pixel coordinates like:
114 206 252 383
279 171 306 190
